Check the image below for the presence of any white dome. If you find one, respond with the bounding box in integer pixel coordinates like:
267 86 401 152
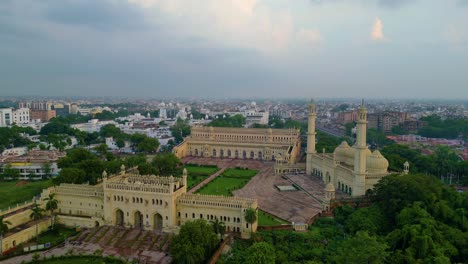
367 150 389 173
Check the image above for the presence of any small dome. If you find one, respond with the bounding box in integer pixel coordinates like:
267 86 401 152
334 141 352 158
325 183 335 192
367 150 389 172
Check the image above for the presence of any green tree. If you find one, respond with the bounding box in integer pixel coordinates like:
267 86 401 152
116 138 125 149
244 208 257 234
29 203 45 244
245 242 276 264
94 143 108 156
333 231 389 264
138 163 156 175
44 193 58 230
170 118 191 143
152 153 182 175
170 219 218 264
42 162 52 179
53 168 87 185
2 164 20 180
136 137 160 153
210 218 226 239
0 215 12 256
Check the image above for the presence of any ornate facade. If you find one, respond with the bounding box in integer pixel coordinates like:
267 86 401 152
40 167 258 239
306 101 390 197
173 126 301 164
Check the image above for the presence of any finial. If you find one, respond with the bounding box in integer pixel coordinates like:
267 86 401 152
102 170 108 178
183 168 188 177
120 164 126 173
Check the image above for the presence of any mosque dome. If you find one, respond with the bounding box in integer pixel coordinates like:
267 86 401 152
366 150 389 173
334 141 352 161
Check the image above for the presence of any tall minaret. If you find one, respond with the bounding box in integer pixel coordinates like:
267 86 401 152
306 100 317 175
353 99 368 196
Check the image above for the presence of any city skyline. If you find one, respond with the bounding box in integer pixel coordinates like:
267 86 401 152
1 0 467 99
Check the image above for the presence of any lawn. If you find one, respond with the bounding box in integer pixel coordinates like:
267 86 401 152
195 168 257 196
185 165 219 190
37 224 78 246
258 210 290 226
0 180 53 210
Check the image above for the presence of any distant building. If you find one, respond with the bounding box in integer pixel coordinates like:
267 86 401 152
337 110 359 124
245 110 269 126
12 108 30 124
402 120 428 133
0 108 13 127
0 150 66 180
367 112 409 133
30 109 56 122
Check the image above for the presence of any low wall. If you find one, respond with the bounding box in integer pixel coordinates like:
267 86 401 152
209 235 233 264
4 209 36 229
257 225 293 231
57 215 103 229
2 219 49 254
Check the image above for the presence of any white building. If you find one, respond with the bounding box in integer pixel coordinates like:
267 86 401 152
12 108 30 124
0 108 13 127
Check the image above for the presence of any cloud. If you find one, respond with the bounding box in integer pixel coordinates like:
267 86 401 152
443 25 464 49
371 17 384 41
377 0 415 8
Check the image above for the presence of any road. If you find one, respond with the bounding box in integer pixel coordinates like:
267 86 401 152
316 125 345 137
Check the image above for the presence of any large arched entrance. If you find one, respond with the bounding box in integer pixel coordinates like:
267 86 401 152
154 213 163 231
115 209 124 226
134 211 143 229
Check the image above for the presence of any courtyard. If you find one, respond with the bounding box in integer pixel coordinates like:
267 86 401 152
182 157 335 224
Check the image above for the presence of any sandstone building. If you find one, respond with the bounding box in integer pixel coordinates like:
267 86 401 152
41 167 257 238
173 126 301 164
306 101 390 197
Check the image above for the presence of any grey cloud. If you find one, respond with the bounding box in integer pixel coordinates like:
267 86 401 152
377 0 416 8
44 0 148 31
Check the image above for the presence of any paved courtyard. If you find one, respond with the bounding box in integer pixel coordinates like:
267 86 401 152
183 157 331 224
2 226 172 264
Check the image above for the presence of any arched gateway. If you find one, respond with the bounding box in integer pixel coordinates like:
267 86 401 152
154 213 163 231
115 209 124 226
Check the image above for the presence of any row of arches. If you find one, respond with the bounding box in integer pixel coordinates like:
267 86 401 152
190 148 276 161
115 209 163 230
338 182 352 195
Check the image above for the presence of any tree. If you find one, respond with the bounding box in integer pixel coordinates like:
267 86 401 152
152 153 182 175
244 208 257 234
0 215 12 256
116 138 125 149
170 118 191 143
170 219 218 264
29 203 45 244
53 168 86 185
94 143 108 156
44 193 58 230
2 164 20 180
245 242 276 264
138 163 156 175
333 231 389 264
210 218 226 239
136 137 160 153
42 162 52 179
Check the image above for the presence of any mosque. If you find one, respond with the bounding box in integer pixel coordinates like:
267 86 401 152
305 100 390 197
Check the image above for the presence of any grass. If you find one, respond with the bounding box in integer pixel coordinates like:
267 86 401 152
185 164 219 190
37 224 78 246
258 211 290 226
0 180 54 210
195 168 257 196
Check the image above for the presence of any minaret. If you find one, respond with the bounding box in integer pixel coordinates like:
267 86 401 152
306 100 317 175
353 99 368 196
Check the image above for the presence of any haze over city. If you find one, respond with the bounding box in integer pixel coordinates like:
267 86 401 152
1 0 467 99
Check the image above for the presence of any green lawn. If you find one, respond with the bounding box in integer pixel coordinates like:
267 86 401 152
258 210 290 226
37 224 78 246
195 168 257 196
185 165 219 190
0 180 53 210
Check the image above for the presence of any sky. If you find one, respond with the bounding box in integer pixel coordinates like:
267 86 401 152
0 0 467 99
